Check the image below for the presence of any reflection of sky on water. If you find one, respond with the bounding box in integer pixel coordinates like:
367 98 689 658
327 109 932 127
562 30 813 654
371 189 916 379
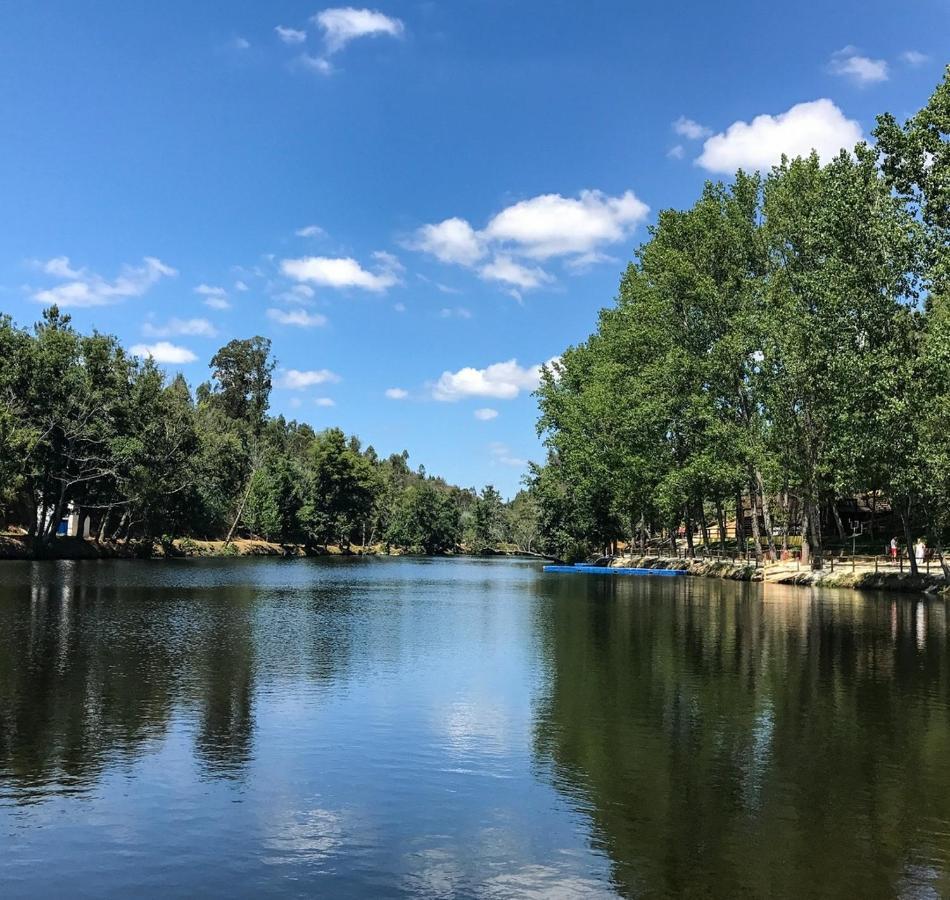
3 557 950 897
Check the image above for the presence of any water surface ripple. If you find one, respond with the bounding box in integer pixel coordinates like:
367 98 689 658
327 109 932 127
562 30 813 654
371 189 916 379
1 557 948 898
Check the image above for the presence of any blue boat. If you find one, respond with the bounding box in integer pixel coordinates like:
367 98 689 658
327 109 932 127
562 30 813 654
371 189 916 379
543 564 686 577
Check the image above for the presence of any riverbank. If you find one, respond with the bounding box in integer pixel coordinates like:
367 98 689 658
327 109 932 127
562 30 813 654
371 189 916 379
611 554 948 595
0 534 337 560
0 533 537 561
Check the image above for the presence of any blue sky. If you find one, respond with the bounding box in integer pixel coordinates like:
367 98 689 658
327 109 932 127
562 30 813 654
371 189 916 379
1 2 946 496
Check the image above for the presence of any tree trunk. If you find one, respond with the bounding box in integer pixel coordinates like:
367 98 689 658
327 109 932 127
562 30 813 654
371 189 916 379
747 481 763 562
801 505 811 566
754 469 777 559
684 506 694 558
832 500 846 541
869 490 877 538
699 502 711 550
735 492 745 552
97 509 112 543
809 500 824 571
715 500 727 554
225 469 256 548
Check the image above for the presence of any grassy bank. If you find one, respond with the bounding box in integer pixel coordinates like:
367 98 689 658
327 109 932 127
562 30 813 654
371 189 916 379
612 555 948 596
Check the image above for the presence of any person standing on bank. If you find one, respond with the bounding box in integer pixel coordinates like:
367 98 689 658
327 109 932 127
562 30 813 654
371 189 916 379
890 537 898 561
915 538 927 569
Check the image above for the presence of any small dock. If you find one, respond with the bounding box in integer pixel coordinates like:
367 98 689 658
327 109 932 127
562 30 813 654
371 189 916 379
543 564 686 577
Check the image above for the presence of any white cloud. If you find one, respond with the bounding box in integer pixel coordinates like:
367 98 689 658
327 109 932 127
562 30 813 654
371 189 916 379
280 255 400 292
479 256 551 291
901 50 929 67
474 408 498 421
278 368 342 389
484 190 648 260
667 144 685 160
410 218 484 266
439 306 472 319
296 224 326 238
266 308 328 327
827 46 888 85
696 99 862 173
385 387 409 400
489 442 527 468
299 54 334 75
130 341 197 364
233 37 251 50
234 280 249 292
314 397 336 407
194 283 231 310
410 189 647 293
313 7 404 53
393 302 406 313
276 25 306 45
142 317 217 338
32 256 176 308
673 116 710 140
432 358 554 402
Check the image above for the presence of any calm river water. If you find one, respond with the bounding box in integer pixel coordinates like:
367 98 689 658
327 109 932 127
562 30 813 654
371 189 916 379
1 557 949 898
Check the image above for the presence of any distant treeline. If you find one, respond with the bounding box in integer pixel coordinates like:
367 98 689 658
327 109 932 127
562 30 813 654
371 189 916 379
529 68 950 573
0 315 540 555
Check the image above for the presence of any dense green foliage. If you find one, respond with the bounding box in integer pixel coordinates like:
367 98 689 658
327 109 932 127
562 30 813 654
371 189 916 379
531 68 950 572
0 316 537 555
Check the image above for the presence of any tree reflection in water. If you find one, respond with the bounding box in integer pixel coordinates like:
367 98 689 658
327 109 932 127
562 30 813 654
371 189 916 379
532 575 950 899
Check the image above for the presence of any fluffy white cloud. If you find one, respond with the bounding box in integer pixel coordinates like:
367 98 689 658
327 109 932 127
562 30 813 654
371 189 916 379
314 397 336 407
411 218 484 265
673 116 710 140
828 47 888 85
385 387 408 399
276 25 306 44
432 358 554 402
474 408 498 421
234 280 249 292
313 7 404 53
667 144 685 160
142 317 217 338
278 368 341 389
32 257 176 308
266 308 328 327
479 256 551 291
296 224 326 238
280 255 400 292
697 99 862 173
130 341 197 364
410 189 648 293
484 190 648 260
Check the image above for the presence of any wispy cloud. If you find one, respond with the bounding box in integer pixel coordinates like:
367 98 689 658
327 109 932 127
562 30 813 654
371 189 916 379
901 50 929 67
489 442 527 468
32 256 176 308
266 308 328 327
278 368 342 389
474 408 498 421
385 387 408 400
296 224 326 238
142 317 217 338
673 116 711 140
194 283 231 310
276 25 306 45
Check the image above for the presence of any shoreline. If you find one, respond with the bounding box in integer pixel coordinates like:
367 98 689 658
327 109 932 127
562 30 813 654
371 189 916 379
610 555 948 596
0 534 541 562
